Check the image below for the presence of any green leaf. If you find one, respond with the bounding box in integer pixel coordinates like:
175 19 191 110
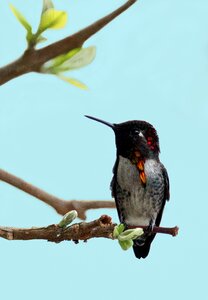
114 225 144 252
118 240 134 251
38 8 67 33
118 228 144 241
113 226 120 239
57 75 88 90
51 48 81 69
41 47 95 74
10 4 32 33
58 46 96 71
113 224 125 238
42 0 54 14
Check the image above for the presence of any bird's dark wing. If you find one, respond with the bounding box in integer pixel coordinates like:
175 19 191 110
133 164 170 259
110 157 126 223
153 164 170 227
161 164 170 201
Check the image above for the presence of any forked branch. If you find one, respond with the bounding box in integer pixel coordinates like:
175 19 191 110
0 0 137 85
0 168 115 220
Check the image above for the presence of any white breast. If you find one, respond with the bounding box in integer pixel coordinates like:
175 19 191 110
116 156 163 226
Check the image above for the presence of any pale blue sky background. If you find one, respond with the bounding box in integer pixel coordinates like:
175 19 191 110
0 0 207 299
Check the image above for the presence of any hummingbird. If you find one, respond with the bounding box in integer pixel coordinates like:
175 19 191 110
85 115 170 259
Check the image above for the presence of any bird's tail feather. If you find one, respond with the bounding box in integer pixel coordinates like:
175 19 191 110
133 233 156 259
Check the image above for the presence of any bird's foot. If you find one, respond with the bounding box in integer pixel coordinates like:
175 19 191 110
134 221 154 246
144 221 154 236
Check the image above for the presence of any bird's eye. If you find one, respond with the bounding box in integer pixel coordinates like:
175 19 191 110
133 129 144 138
134 130 140 135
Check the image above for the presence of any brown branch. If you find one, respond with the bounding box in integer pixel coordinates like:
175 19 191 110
128 225 179 237
0 167 178 237
0 215 179 242
0 168 115 220
0 0 137 85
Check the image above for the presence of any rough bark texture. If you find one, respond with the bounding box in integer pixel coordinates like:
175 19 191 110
0 215 179 242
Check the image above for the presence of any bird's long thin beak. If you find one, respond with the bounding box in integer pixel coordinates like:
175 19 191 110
85 115 115 129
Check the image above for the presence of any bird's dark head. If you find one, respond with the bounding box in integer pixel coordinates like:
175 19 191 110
85 116 160 159
114 120 160 159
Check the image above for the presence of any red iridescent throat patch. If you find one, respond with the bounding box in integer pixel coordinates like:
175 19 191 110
146 128 159 152
133 150 146 187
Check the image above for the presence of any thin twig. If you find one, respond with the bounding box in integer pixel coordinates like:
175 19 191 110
128 225 179 237
0 0 137 85
0 168 115 220
0 215 179 242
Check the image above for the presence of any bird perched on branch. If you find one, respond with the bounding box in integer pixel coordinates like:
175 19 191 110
85 115 170 259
